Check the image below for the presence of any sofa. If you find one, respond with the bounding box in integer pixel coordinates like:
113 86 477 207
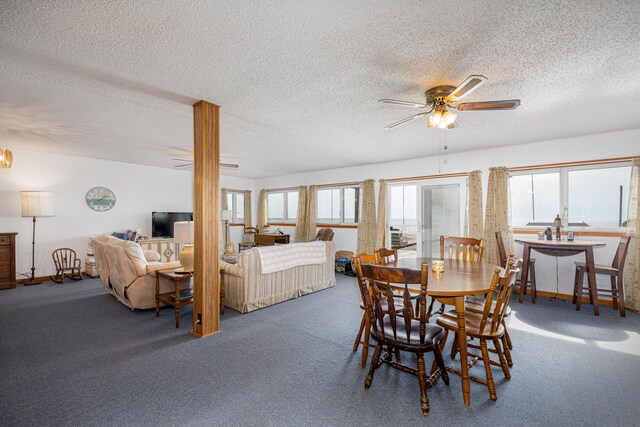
93 235 182 309
220 241 336 313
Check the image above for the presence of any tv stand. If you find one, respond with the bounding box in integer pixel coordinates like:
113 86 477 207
137 237 179 263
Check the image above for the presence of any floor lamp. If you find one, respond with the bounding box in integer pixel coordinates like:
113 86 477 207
221 209 235 256
21 191 56 285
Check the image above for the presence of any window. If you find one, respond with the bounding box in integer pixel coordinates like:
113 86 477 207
510 164 631 229
568 166 630 227
389 184 417 226
226 191 245 224
316 186 360 224
267 190 298 223
510 172 560 226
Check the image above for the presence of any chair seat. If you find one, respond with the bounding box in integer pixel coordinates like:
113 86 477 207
371 321 443 351
465 299 512 318
436 311 504 340
574 262 618 275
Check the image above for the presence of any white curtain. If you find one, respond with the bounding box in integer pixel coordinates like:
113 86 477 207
306 185 317 241
483 167 513 265
625 157 640 312
357 179 377 254
376 179 387 248
466 170 484 239
295 186 308 242
244 190 252 228
258 189 268 231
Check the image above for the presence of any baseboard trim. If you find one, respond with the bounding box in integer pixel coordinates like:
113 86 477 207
16 272 94 285
515 285 615 308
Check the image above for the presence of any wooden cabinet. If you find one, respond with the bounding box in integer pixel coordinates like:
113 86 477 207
0 232 17 289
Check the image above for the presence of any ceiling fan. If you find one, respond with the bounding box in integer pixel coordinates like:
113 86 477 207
173 158 239 169
380 75 520 129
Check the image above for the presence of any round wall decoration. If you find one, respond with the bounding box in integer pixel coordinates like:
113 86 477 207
86 187 116 212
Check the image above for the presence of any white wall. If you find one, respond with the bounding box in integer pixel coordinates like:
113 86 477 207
0 149 254 278
257 128 640 296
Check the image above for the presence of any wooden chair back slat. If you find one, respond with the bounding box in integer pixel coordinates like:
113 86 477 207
478 258 519 335
355 259 430 345
440 236 484 262
611 236 631 270
495 231 508 267
374 247 398 265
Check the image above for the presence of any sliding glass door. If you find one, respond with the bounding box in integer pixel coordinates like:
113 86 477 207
418 183 463 258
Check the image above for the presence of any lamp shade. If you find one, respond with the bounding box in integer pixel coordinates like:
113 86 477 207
221 209 232 221
21 191 55 217
173 221 194 244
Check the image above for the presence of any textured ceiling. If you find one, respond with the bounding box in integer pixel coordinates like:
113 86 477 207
1 0 639 178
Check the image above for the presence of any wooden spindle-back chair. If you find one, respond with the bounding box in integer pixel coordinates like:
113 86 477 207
573 236 631 317
374 247 398 265
51 248 83 283
496 230 537 304
354 259 449 416
436 259 519 401
352 253 376 367
440 236 484 262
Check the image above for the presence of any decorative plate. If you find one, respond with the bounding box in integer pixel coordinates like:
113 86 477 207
86 187 116 212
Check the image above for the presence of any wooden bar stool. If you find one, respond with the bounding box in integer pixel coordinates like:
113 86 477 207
573 236 630 317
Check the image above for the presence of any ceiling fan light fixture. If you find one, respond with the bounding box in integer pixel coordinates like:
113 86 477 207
441 110 457 128
428 111 443 127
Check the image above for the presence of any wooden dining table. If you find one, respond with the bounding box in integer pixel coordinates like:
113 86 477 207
515 238 606 312
381 257 498 407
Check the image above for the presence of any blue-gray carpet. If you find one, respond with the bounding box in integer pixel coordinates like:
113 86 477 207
1 275 639 426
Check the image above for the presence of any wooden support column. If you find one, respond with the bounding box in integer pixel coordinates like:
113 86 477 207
192 100 220 338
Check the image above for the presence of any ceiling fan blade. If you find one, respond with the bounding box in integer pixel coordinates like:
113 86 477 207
384 112 429 129
457 99 521 111
221 163 239 169
174 163 193 168
379 99 431 108
172 158 192 162
445 75 487 102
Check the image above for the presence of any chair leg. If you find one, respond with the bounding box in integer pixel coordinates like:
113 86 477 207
493 338 511 379
611 276 618 312
416 353 430 416
450 332 459 359
353 313 366 351
361 316 371 368
364 344 383 389
615 274 626 317
529 262 537 304
575 267 585 311
432 341 450 385
503 319 513 350
572 267 580 304
480 339 497 401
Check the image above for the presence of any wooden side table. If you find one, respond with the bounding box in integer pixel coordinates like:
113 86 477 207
156 270 193 328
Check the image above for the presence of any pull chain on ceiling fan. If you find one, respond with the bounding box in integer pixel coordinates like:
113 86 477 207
380 75 520 130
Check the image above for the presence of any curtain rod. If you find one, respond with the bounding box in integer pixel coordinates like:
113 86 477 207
508 156 635 172
222 188 251 193
386 172 469 183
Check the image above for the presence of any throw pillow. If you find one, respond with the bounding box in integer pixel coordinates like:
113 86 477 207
111 232 127 240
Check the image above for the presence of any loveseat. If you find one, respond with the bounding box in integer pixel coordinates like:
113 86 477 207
220 241 336 313
93 235 182 309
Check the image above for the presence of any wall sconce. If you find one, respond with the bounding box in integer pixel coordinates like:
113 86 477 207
0 147 13 169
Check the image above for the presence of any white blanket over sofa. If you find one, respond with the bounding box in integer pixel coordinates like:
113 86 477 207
256 241 326 274
220 241 335 313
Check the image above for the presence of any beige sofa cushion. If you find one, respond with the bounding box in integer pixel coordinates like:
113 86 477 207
121 241 148 277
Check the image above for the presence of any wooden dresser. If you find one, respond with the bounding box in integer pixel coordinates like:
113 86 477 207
0 233 17 289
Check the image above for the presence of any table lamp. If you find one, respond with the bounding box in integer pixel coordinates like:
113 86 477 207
21 191 55 285
173 221 194 272
221 209 235 256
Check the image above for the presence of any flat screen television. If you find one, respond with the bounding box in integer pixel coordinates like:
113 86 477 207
152 212 193 238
